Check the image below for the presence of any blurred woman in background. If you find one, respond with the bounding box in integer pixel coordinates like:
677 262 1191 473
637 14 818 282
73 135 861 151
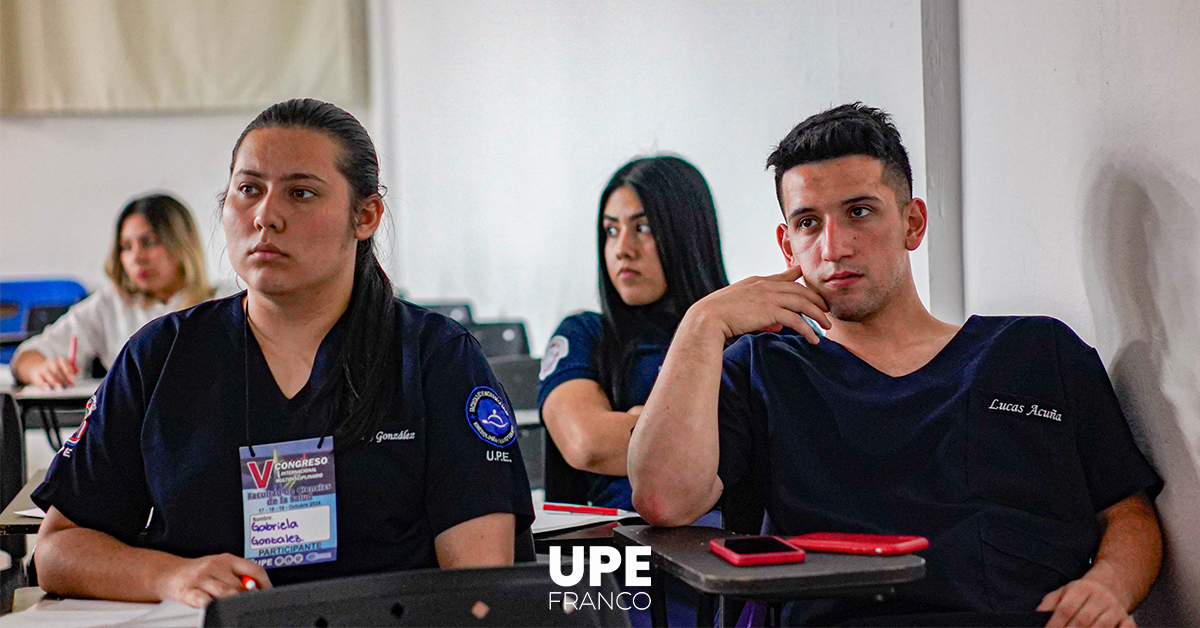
11 193 213 387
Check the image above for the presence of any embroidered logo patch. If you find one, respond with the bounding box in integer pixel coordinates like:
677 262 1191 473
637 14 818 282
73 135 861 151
539 335 569 381
465 386 516 448
60 395 96 454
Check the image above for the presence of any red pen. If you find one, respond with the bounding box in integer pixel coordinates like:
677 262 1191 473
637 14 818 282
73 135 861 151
241 575 257 590
68 336 78 369
543 503 624 516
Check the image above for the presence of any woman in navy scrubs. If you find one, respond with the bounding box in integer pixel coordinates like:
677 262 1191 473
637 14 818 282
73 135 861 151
537 156 729 509
32 99 534 608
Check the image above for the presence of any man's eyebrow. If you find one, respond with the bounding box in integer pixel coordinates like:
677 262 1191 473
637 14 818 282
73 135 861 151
840 195 883 206
787 207 815 222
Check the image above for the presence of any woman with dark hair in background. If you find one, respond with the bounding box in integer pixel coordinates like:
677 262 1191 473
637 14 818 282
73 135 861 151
538 155 729 509
31 98 534 607
11 194 214 387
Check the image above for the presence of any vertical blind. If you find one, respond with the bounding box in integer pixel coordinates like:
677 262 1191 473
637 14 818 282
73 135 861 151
0 0 367 114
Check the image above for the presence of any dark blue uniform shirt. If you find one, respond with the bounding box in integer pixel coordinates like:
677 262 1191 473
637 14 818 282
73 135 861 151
718 316 1161 624
537 312 670 508
33 295 535 585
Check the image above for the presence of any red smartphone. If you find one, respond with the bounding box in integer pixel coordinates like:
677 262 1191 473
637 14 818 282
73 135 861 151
785 532 929 555
709 536 807 566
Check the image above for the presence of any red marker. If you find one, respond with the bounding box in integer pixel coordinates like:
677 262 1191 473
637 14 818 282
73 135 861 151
543 503 624 516
241 575 257 590
68 336 78 369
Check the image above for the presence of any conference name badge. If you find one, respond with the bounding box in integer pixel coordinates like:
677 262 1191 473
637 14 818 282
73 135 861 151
238 437 338 569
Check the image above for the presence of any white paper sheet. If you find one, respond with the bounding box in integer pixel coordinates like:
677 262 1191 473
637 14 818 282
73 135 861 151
530 499 634 534
0 599 199 628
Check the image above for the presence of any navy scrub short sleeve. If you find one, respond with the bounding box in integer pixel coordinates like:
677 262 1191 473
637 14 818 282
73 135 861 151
537 312 602 408
422 333 535 538
31 333 161 545
1055 324 1163 511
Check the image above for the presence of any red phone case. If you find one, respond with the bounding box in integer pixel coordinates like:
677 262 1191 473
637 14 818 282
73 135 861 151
785 532 929 555
708 537 807 566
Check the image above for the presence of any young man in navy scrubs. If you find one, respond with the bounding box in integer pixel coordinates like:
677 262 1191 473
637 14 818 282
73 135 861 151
628 103 1163 627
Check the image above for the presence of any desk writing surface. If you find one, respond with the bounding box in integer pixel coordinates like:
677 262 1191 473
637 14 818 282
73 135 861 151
9 379 101 403
0 468 45 535
1 597 199 628
614 525 924 598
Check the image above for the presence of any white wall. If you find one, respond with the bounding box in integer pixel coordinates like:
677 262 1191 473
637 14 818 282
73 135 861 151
1 113 249 292
1 2 929 354
376 0 928 352
960 1 1200 623
0 107 375 294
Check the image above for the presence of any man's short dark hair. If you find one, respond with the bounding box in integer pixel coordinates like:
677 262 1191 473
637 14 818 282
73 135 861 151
766 103 913 211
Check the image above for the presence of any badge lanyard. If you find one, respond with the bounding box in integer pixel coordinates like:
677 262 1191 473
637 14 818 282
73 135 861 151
239 297 339 569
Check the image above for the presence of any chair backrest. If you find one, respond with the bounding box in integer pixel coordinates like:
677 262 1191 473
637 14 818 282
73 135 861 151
488 355 539 410
0 278 87 335
26 304 71 336
468 322 530 358
0 394 27 566
423 302 474 325
202 563 630 627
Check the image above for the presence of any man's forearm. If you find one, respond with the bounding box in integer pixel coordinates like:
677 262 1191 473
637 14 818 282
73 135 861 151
628 311 726 525
1086 493 1162 611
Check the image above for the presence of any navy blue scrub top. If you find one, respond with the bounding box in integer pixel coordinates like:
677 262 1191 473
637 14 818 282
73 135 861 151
718 316 1161 624
537 312 669 508
33 294 535 585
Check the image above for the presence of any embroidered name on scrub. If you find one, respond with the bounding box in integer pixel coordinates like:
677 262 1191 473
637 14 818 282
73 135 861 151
988 398 1063 421
239 437 338 569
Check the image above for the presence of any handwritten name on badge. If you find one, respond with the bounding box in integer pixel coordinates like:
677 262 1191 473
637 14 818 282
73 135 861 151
374 430 416 443
988 398 1062 421
249 506 331 548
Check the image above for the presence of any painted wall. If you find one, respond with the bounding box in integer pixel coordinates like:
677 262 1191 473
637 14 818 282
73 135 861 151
960 1 1200 622
0 107 374 295
1 113 251 292
1 2 929 355
375 0 929 351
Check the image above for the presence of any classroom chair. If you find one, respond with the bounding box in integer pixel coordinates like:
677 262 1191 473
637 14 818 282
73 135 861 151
1 394 28 612
489 355 545 490
422 302 474 325
467 321 530 358
0 278 87 364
